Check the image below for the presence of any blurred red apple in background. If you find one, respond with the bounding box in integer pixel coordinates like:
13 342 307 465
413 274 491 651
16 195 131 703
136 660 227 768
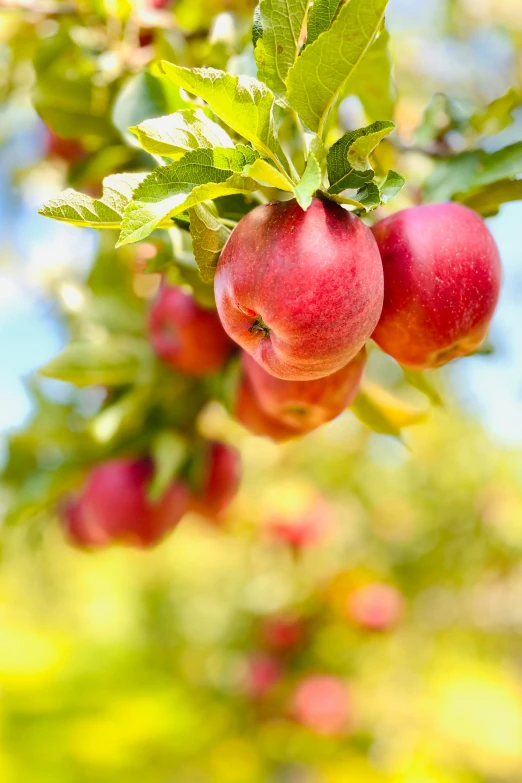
347 582 404 631
242 347 366 431
189 441 241 520
291 675 352 735
45 127 86 165
243 653 283 699
261 615 304 652
371 203 502 368
148 284 234 375
215 198 383 380
64 458 189 549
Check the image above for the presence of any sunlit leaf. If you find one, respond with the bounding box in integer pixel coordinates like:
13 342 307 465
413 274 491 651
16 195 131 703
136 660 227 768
286 0 389 134
38 173 147 229
254 0 311 96
351 383 428 437
160 63 292 176
306 0 340 46
294 154 322 209
130 109 234 159
117 146 259 246
343 30 394 121
242 158 294 190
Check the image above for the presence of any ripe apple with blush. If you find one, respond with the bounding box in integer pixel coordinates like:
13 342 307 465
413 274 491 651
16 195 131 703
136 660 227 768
148 284 234 376
242 347 366 431
189 441 241 520
371 203 502 369
235 375 306 441
215 197 383 381
64 458 189 549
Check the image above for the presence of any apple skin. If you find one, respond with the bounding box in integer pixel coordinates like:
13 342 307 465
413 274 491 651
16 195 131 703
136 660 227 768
371 203 502 369
347 583 404 631
214 197 383 381
235 375 306 441
45 128 85 164
291 675 352 735
261 615 304 652
189 441 241 520
64 458 189 549
148 284 234 376
242 347 366 431
243 654 282 699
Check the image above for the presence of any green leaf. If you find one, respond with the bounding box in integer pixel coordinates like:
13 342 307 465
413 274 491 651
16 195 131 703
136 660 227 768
189 202 231 283
469 88 521 138
149 432 188 502
351 383 428 438
294 154 322 209
327 122 393 195
343 30 394 122
355 181 380 210
425 142 522 203
306 0 340 46
423 151 479 204
252 3 264 48
380 169 405 203
243 158 294 190
90 387 150 444
347 120 394 171
160 63 292 177
39 339 149 387
320 191 366 209
469 141 522 188
254 0 311 96
455 179 522 217
38 173 147 229
32 28 119 142
130 109 234 159
402 370 442 407
117 146 260 246
112 70 189 146
307 134 328 174
286 0 389 134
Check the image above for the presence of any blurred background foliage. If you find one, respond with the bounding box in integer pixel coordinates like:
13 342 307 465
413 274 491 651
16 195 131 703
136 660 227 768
1 0 522 781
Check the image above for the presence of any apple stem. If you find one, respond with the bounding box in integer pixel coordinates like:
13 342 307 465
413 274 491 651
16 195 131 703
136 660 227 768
248 316 270 337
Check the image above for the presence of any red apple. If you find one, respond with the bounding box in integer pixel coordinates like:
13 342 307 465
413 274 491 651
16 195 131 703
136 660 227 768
347 583 404 631
235 375 305 441
261 615 304 652
291 675 352 735
215 198 383 380
189 441 241 520
148 284 234 375
63 458 189 549
45 128 86 165
242 347 366 431
243 654 283 699
371 203 502 368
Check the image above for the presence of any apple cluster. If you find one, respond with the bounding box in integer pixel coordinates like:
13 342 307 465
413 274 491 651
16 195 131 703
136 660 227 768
64 197 501 549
